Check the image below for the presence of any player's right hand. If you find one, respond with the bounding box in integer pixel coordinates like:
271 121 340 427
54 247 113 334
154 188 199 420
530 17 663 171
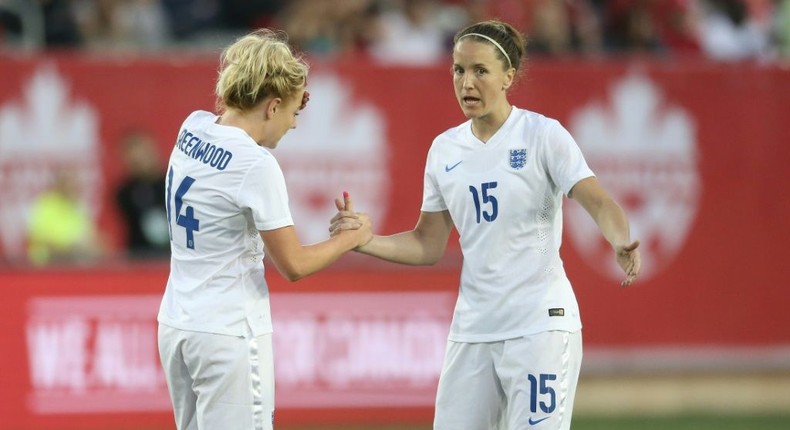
329 192 373 248
330 191 360 236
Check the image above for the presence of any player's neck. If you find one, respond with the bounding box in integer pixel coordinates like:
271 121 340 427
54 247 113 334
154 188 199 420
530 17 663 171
217 109 265 145
471 104 512 143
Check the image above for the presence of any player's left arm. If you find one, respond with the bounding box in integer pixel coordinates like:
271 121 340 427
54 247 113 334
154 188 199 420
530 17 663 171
569 176 641 287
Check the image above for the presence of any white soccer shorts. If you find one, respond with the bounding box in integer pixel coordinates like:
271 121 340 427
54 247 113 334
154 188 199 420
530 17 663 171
158 324 275 430
434 330 582 430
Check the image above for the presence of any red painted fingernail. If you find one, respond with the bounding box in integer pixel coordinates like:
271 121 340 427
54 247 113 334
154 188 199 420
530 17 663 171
343 191 349 199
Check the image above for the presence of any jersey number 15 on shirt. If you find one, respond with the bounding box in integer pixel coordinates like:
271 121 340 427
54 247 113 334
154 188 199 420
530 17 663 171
468 181 498 223
166 166 200 249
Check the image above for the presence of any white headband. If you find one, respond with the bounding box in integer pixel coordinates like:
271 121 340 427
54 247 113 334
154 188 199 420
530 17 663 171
459 33 512 68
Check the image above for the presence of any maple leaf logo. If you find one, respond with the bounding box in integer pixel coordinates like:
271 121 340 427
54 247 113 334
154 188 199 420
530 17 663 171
275 74 389 243
0 65 102 259
567 72 701 280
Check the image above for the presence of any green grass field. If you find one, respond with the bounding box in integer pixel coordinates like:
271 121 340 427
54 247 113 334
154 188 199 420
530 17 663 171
288 414 790 430
572 414 790 430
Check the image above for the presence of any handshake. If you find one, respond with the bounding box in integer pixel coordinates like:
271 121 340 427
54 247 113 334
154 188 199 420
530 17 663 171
329 191 373 249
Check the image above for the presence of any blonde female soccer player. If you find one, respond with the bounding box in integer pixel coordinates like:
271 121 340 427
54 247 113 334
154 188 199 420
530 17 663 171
157 29 371 430
332 20 640 430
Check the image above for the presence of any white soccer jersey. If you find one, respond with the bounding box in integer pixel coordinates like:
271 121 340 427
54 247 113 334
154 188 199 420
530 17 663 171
423 107 594 342
158 110 294 337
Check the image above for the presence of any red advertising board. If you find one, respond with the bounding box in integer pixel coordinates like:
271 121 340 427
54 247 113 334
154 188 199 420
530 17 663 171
0 265 455 429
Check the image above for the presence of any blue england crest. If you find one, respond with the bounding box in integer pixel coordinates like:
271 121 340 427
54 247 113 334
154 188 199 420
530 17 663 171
509 149 527 169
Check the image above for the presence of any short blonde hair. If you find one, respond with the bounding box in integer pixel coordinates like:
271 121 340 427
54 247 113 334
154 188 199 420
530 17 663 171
215 29 309 112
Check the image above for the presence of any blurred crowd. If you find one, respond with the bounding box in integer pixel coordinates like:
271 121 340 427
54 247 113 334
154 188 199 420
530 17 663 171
1 0 788 62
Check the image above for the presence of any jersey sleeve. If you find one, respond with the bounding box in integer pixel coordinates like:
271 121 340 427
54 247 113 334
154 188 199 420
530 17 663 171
237 156 294 231
544 120 595 196
420 140 447 212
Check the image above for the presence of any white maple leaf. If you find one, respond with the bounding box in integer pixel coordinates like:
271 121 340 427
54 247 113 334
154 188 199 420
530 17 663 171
0 65 102 258
567 72 701 280
275 74 389 244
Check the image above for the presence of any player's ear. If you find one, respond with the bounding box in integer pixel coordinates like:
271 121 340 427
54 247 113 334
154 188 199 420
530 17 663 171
263 97 282 120
503 68 515 91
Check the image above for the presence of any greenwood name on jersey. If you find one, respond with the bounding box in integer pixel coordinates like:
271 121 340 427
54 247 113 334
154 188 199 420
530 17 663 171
158 110 294 337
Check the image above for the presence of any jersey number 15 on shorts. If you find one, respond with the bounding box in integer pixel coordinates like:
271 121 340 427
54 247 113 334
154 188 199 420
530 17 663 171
528 373 557 414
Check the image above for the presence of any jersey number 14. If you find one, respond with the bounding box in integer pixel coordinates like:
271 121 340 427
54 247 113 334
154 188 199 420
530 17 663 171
167 167 200 249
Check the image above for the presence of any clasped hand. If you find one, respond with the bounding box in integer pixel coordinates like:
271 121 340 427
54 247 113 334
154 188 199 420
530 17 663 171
329 192 373 248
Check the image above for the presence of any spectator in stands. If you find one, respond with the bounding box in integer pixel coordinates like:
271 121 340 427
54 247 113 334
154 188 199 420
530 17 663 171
159 0 224 45
276 0 376 59
366 0 452 65
522 0 603 56
0 2 24 45
698 0 773 60
71 0 170 51
651 0 703 55
115 128 170 260
600 0 665 53
218 0 286 33
0 0 82 48
26 167 104 266
39 0 82 47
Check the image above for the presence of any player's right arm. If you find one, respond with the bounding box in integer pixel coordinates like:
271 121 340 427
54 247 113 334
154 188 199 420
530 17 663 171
334 209 453 266
261 217 371 282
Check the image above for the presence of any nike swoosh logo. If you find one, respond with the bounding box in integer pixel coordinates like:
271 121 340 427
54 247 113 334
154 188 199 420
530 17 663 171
445 161 462 172
528 416 550 425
